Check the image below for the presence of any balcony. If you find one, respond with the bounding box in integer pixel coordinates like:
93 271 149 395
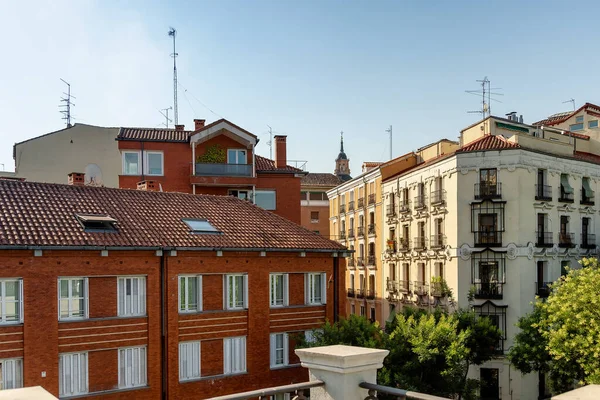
357 226 365 238
398 238 410 252
339 204 346 214
367 255 376 266
536 231 553 247
535 184 552 201
195 162 252 177
368 193 376 205
357 197 364 208
367 223 376 235
558 188 574 203
474 231 502 247
473 282 503 299
430 189 446 205
398 280 410 293
430 234 446 249
581 233 596 249
385 204 397 218
347 288 356 298
558 232 575 248
536 282 552 298
430 282 445 298
348 258 355 267
348 200 355 211
347 228 355 239
356 257 365 267
386 278 398 293
414 195 427 210
339 231 346 240
581 189 595 205
386 240 397 253
399 201 411 214
474 182 502 200
413 281 429 296
366 290 376 300
356 289 365 299
413 236 427 250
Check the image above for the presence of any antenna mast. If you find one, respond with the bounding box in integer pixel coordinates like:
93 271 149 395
465 76 503 119
267 125 273 159
59 78 76 128
168 27 179 125
159 107 173 128
385 125 392 160
563 98 576 111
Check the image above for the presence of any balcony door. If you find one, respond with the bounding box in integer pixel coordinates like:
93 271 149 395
480 169 497 196
479 214 497 243
480 261 499 296
418 263 425 284
403 263 410 285
480 368 500 400
227 149 247 165
537 261 548 290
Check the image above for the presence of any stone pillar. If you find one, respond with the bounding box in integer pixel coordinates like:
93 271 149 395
295 345 389 400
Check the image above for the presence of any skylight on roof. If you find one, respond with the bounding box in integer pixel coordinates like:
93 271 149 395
75 214 118 232
182 218 221 234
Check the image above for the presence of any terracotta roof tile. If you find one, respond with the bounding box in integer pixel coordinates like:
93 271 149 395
533 103 600 127
301 173 342 187
0 180 344 251
574 151 600 165
117 127 193 142
255 155 304 173
458 135 520 153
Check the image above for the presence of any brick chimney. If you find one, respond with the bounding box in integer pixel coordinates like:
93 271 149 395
175 124 185 132
193 119 206 130
274 135 287 169
68 172 85 186
137 180 158 191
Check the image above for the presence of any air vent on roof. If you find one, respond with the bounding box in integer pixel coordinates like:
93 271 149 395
76 214 118 232
182 218 221 235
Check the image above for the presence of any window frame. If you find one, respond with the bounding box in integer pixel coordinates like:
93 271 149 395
58 277 89 321
589 120 599 129
224 274 248 310
254 190 277 211
0 279 23 325
118 346 147 389
144 151 164 176
121 151 141 176
223 336 247 375
305 272 327 305
117 276 146 317
59 352 88 397
178 341 201 382
0 358 23 390
179 275 202 313
270 332 289 369
269 274 289 308
227 149 247 165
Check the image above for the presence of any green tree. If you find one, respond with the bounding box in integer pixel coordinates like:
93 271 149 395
508 257 600 394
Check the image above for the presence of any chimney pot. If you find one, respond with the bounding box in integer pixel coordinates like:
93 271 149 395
137 180 158 191
68 172 85 186
274 135 287 169
193 119 206 131
175 124 185 132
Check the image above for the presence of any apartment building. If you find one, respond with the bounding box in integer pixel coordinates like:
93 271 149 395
533 102 600 137
0 178 346 399
327 163 383 323
381 114 600 400
300 173 342 237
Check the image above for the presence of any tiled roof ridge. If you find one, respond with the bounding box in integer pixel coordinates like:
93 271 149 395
533 102 600 127
458 134 520 152
255 155 304 172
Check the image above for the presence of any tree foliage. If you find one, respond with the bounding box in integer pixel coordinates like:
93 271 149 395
298 308 501 399
508 257 600 394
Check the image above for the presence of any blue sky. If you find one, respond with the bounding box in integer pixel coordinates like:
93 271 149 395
1 0 598 174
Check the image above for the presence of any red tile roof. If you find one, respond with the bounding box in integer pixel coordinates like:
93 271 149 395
117 127 193 142
458 135 520 153
255 155 304 173
0 180 344 251
533 103 600 127
574 151 600 165
301 173 342 187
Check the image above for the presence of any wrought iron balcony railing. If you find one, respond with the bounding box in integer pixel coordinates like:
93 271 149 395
535 184 552 201
357 197 364 208
339 231 346 240
368 193 376 205
474 182 502 200
474 231 502 247
473 282 503 299
367 255 376 266
430 189 446 205
347 288 356 298
399 238 410 252
339 204 346 214
356 289 365 299
356 257 365 267
366 290 376 300
536 281 552 298
348 258 355 267
581 233 597 249
195 163 252 177
558 188 574 203
413 281 428 296
399 201 411 214
348 229 355 239
385 204 397 218
430 234 446 249
414 195 427 210
536 231 553 247
558 232 575 248
398 280 410 293
368 223 376 235
386 278 398 293
413 236 427 250
386 240 397 253
357 226 365 238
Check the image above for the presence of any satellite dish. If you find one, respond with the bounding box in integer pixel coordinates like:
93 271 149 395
84 164 103 186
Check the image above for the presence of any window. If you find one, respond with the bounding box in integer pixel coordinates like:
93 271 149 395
118 277 146 317
0 280 22 324
59 278 88 320
310 211 319 223
224 337 246 375
370 307 375 322
182 218 220 234
570 123 584 131
179 275 202 313
0 359 22 390
270 394 291 400
179 342 200 381
350 304 355 315
229 190 250 200
589 120 599 129
270 333 289 368
360 305 365 316
75 214 118 232
145 152 163 175
576 116 584 123
309 192 327 201
225 274 248 310
118 347 147 388
305 273 327 305
227 149 247 165
122 151 140 175
59 352 88 397
270 274 288 307
300 192 308 200
254 190 276 210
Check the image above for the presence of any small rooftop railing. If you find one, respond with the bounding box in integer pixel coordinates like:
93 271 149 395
208 380 324 400
359 382 450 400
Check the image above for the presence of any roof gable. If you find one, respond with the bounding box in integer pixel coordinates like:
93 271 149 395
458 135 520 153
190 119 258 147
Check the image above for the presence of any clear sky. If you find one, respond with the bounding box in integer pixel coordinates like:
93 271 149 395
1 0 599 175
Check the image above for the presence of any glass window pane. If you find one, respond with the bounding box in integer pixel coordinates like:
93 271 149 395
254 191 276 210
60 299 70 318
4 282 16 299
60 280 69 298
72 280 83 298
187 278 198 310
124 153 139 175
147 153 163 175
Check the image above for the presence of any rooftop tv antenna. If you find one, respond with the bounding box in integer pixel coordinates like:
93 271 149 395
465 77 503 119
59 78 76 127
267 125 273 159
168 27 179 125
563 98 576 111
385 125 392 160
159 107 173 128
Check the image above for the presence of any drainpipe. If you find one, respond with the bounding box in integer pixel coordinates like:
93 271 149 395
160 252 167 400
141 141 145 181
192 142 196 176
333 255 340 322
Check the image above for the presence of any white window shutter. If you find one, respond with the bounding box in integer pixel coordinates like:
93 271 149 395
304 274 309 304
19 280 23 323
321 273 327 304
223 276 227 310
283 333 289 365
197 276 203 312
269 275 274 306
223 339 230 374
243 275 249 309
241 337 247 372
283 274 289 306
269 334 275 367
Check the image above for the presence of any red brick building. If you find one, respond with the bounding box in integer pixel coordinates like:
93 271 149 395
117 119 305 224
0 178 346 399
